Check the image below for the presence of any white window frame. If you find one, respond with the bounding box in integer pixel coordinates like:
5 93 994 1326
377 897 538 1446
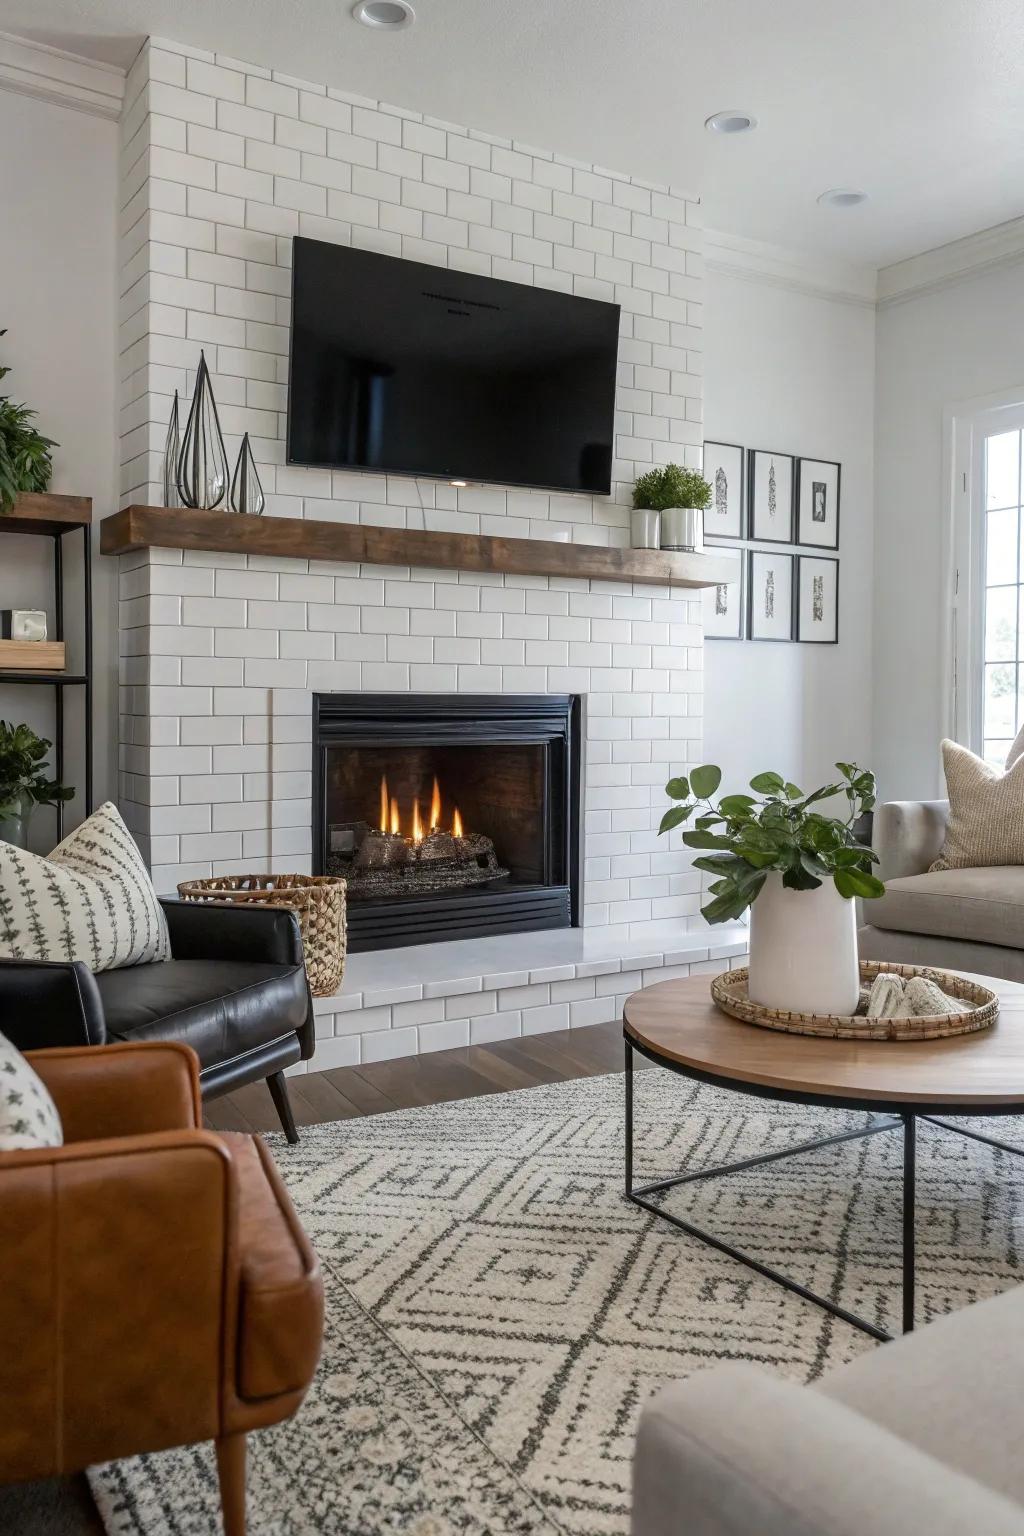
944 387 1024 755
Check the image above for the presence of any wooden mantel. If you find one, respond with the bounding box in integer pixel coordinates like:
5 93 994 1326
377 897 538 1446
100 505 738 589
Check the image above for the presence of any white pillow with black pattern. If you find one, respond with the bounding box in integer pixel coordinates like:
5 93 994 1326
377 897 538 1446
0 800 171 971
0 1031 62 1150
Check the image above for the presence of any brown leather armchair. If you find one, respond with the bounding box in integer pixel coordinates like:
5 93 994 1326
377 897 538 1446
0 1040 324 1536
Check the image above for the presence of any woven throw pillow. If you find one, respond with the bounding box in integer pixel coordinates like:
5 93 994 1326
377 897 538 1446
931 739 1024 870
0 801 171 970
0 1030 62 1150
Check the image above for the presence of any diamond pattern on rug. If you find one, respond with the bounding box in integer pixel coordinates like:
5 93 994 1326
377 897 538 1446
90 1070 1024 1535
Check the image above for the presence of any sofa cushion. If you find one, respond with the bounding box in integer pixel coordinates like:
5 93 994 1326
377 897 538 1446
0 1031 62 1151
933 739 1024 870
0 802 170 972
220 1132 323 1402
95 959 308 1070
869 866 1024 950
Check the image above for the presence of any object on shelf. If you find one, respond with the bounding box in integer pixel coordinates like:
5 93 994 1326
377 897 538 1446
176 352 229 510
866 972 904 1018
0 609 46 640
0 329 57 514
229 432 265 515
630 508 661 549
162 390 181 509
0 640 64 671
660 506 704 552
0 720 74 848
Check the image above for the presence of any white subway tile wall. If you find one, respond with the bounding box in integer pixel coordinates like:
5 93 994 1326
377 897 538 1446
117 37 715 1068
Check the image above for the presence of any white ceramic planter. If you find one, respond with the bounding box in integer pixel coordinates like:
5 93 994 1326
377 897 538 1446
747 872 859 1015
659 506 703 551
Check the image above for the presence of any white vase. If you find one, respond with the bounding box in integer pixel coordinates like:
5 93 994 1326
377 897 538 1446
659 506 703 551
747 872 859 1015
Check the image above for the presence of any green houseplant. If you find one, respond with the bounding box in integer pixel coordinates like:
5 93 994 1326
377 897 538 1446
0 331 57 515
0 721 74 847
633 464 712 552
660 762 884 1014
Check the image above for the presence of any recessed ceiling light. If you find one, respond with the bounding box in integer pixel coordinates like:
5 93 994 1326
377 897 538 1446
352 0 415 28
704 110 758 135
817 188 868 208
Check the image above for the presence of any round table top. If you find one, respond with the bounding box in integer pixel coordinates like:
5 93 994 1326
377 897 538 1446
623 972 1024 1110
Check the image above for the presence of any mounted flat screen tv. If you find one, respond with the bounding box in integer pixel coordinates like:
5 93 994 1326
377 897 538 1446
287 237 620 494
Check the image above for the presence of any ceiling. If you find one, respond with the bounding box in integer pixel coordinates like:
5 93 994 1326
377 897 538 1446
6 0 1024 268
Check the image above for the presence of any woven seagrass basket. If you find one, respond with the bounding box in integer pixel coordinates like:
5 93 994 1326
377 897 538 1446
177 874 347 998
711 960 998 1042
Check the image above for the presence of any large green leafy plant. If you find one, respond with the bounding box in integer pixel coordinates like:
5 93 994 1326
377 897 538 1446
632 463 711 512
0 330 57 514
659 762 884 924
0 721 73 820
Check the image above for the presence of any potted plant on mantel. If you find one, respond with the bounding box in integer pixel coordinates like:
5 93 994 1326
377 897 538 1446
631 463 711 552
660 762 884 1014
0 722 74 848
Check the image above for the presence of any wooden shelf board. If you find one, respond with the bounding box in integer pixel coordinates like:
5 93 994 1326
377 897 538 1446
0 492 92 536
0 671 87 685
100 504 739 589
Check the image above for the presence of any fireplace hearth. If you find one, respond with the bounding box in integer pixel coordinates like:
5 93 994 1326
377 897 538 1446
312 694 582 951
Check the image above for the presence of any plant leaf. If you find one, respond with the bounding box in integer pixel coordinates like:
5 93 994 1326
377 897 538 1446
664 775 690 800
689 764 722 798
749 771 785 795
658 804 690 835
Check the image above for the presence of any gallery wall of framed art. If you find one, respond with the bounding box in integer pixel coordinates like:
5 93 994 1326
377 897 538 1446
700 439 841 645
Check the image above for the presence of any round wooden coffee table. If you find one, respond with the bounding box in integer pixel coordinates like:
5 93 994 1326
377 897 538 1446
623 972 1024 1342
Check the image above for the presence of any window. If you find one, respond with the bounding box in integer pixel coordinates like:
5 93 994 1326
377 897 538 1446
981 428 1024 766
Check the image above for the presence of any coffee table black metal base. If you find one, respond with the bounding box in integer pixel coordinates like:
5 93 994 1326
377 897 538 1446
625 1034 1024 1343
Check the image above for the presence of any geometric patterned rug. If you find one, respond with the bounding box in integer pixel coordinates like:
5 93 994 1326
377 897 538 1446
89 1069 1024 1534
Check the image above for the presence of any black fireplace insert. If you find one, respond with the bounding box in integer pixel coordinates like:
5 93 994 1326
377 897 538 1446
312 693 582 952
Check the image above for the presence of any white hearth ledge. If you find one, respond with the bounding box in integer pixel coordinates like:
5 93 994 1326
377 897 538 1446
293 921 749 1074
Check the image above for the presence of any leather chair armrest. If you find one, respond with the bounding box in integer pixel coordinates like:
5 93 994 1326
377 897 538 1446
0 958 105 1051
27 1041 202 1141
874 800 950 881
160 897 305 967
0 1128 237 1480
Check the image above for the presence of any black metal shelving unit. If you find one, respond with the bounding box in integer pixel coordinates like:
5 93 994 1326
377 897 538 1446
0 493 93 838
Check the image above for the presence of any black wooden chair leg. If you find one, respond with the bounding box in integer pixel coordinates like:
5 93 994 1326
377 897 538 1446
267 1071 299 1144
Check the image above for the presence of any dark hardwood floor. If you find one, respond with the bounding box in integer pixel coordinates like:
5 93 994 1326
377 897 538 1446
5 1020 630 1536
204 1018 631 1134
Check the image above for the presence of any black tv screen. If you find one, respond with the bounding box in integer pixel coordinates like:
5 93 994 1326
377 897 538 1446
287 238 620 495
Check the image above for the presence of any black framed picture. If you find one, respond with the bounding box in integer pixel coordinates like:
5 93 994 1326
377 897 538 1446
748 449 794 543
797 555 839 643
702 441 745 540
702 551 744 639
796 458 840 549
747 550 795 642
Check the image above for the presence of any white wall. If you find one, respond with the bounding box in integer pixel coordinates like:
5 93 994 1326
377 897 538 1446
702 267 876 799
873 261 1024 800
0 88 118 838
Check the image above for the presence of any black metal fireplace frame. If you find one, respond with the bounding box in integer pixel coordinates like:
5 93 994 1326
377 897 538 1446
311 693 582 952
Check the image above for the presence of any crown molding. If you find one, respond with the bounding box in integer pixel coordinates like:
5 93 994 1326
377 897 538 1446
877 216 1024 306
704 228 878 308
0 31 125 120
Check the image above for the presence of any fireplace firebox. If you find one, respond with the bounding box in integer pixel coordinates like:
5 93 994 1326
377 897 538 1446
312 694 582 952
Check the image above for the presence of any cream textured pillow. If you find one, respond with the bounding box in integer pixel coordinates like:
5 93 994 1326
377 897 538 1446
0 801 171 970
932 739 1024 870
0 1031 62 1150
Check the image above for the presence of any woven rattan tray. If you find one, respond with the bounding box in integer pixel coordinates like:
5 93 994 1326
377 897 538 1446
711 960 998 1041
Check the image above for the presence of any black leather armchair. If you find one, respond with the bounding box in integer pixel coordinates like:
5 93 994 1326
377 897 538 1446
0 898 314 1142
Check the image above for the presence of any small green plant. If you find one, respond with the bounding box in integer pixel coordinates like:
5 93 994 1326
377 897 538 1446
0 721 73 821
632 463 711 513
659 762 884 924
0 330 57 515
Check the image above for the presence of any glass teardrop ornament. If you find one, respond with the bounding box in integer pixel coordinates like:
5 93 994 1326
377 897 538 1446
230 433 265 516
176 351 229 510
162 390 181 508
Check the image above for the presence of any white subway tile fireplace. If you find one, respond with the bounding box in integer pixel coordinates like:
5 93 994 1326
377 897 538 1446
115 37 747 1069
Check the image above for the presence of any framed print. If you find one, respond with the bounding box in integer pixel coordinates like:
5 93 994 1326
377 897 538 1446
797 555 839 643
748 449 794 543
702 552 744 639
797 458 841 549
702 440 745 539
747 550 794 642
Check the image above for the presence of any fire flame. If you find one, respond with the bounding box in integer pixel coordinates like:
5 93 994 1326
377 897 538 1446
378 776 464 841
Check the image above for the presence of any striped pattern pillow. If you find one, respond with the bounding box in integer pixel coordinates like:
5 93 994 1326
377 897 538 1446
0 801 170 970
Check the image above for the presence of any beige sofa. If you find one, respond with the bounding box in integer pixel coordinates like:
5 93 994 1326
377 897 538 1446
633 1284 1024 1535
857 798 1024 982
